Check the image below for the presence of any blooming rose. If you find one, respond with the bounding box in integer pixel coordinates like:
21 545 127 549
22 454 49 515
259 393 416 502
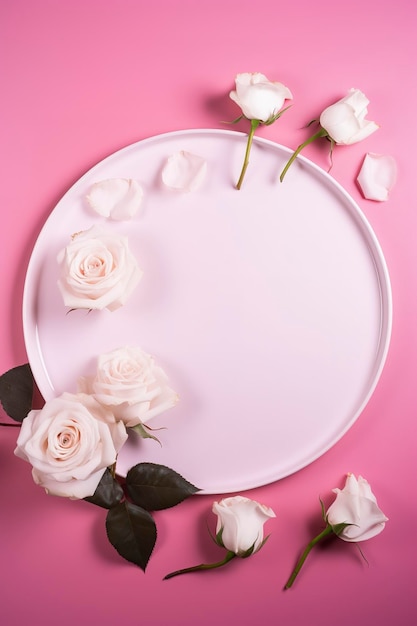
78 346 179 428
14 392 128 499
57 225 142 311
326 473 388 542
213 495 276 556
319 88 379 145
229 72 293 123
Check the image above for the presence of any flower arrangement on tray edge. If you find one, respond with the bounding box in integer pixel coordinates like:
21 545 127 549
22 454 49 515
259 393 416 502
0 364 388 584
0 363 199 571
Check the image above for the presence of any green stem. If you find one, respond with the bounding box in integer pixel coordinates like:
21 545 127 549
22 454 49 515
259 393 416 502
164 550 236 580
236 119 260 190
284 524 333 589
279 127 328 182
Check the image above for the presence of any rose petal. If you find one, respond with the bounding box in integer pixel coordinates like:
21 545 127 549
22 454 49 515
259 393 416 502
86 178 144 220
161 151 207 192
357 153 397 201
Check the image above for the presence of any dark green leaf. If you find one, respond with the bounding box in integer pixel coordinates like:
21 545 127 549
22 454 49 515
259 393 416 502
126 462 200 511
84 468 124 509
106 501 156 571
0 364 34 422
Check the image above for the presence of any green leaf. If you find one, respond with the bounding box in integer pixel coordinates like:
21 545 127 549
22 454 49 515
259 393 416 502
130 422 162 446
264 104 292 125
319 497 326 522
215 526 225 548
84 468 124 509
126 462 200 511
255 533 271 554
328 137 335 172
331 521 353 536
0 364 34 422
241 543 256 558
105 501 156 571
223 115 243 125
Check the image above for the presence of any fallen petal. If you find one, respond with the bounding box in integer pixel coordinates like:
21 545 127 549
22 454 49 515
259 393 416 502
86 178 144 220
162 151 207 192
357 153 397 201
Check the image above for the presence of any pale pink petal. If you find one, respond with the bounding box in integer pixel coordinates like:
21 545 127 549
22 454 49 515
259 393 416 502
357 153 397 201
86 178 144 220
162 151 207 192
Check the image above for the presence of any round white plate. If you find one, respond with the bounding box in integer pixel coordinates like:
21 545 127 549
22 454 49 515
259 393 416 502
23 129 392 494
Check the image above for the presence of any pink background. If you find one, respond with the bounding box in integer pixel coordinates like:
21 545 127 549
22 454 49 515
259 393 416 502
1 1 416 624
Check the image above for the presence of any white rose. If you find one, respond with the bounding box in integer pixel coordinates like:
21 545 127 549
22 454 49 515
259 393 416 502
326 474 388 542
78 346 179 428
280 88 379 182
213 495 276 556
57 225 142 311
14 392 128 499
229 72 293 122
319 88 379 145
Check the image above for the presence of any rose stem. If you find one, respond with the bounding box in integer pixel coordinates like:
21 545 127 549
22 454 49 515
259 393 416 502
236 119 260 190
279 128 328 182
284 525 333 589
164 551 236 580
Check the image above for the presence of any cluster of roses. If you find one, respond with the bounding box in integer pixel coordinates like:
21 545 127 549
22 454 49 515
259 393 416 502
15 344 179 499
13 206 182 499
